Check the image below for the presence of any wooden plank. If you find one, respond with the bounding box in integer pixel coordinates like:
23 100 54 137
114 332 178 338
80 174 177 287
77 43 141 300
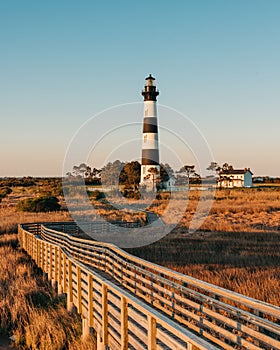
120 296 128 350
76 266 82 313
87 274 94 327
102 283 108 346
156 327 186 350
63 253 67 293
68 260 73 302
48 244 52 279
54 246 58 282
148 315 157 350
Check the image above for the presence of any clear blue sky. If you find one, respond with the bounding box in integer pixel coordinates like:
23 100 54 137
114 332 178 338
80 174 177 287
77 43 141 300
1 0 279 177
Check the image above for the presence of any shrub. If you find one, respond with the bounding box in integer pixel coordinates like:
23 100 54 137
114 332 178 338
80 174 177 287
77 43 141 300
88 190 105 200
16 196 61 212
0 187 12 202
121 187 141 199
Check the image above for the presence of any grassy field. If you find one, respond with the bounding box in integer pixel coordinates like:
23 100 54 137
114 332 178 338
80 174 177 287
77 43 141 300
0 234 96 349
126 187 280 305
0 182 280 346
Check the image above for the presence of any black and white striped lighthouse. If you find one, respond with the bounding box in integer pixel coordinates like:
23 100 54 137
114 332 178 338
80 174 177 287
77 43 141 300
140 74 160 187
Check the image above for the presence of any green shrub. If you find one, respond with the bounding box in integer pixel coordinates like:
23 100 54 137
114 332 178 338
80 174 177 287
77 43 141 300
16 196 61 212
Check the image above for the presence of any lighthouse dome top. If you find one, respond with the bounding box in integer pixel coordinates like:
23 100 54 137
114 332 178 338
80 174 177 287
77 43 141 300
145 74 155 80
145 74 156 87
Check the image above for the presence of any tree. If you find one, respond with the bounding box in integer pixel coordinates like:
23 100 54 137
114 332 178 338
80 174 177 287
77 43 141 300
176 165 197 187
120 161 141 188
144 167 160 192
119 161 141 199
160 163 174 182
72 163 90 178
221 163 233 172
68 163 102 185
101 160 125 190
207 162 221 175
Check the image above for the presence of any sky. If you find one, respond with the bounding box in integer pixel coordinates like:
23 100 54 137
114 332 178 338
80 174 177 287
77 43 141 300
1 0 280 177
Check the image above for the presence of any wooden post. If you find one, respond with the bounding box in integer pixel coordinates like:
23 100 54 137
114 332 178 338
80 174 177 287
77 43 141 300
148 315 156 350
101 283 108 347
67 260 74 312
44 242 48 275
82 317 90 340
96 333 103 350
121 296 128 350
57 248 64 296
88 274 94 327
63 253 67 293
48 244 52 281
77 266 82 314
54 246 58 282
39 241 42 268
51 245 57 289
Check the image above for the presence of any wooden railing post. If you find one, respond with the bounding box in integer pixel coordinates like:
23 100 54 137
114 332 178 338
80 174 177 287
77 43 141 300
67 260 74 312
48 244 52 281
63 253 67 293
51 246 57 289
38 240 41 268
43 241 47 276
121 296 128 350
57 248 63 296
148 315 157 350
101 283 108 347
88 274 94 328
77 266 82 314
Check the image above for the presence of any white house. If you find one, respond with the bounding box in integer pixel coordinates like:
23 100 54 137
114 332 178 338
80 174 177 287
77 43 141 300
219 168 253 188
161 176 177 191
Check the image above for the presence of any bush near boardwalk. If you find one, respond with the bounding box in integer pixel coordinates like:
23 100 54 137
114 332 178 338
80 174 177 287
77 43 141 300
16 196 61 212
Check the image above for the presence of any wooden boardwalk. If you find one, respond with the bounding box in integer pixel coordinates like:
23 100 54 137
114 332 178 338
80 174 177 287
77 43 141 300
18 222 280 349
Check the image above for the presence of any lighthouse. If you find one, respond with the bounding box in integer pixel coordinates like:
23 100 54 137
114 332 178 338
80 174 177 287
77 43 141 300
140 74 160 189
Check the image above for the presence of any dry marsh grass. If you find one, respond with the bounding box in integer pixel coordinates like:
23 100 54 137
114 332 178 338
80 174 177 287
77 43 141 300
1 183 280 322
147 187 280 233
0 234 96 350
128 230 280 305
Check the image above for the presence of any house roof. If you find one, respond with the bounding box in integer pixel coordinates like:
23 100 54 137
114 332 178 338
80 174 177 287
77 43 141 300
220 168 253 175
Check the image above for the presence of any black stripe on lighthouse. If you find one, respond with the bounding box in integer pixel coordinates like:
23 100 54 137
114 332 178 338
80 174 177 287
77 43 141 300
142 149 159 165
143 117 158 133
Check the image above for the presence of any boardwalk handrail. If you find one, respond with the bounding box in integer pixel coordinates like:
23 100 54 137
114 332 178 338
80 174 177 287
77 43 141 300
19 222 280 350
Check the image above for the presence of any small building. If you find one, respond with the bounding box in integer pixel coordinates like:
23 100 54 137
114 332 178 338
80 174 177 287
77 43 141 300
219 168 253 188
161 176 177 191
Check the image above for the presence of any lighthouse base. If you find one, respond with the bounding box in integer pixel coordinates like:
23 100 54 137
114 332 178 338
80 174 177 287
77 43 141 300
140 165 160 192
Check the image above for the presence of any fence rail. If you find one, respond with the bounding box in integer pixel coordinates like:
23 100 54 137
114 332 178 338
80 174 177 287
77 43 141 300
18 222 280 350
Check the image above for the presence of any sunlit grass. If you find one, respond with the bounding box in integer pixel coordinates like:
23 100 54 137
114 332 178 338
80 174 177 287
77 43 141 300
0 234 96 349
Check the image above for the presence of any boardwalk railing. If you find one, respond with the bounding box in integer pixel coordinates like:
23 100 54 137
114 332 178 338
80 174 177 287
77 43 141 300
19 222 280 350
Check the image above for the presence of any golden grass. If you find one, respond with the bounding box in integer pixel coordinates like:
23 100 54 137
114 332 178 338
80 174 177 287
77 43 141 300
147 187 280 233
0 207 71 234
128 230 280 305
0 234 96 349
90 199 147 225
2 184 280 318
